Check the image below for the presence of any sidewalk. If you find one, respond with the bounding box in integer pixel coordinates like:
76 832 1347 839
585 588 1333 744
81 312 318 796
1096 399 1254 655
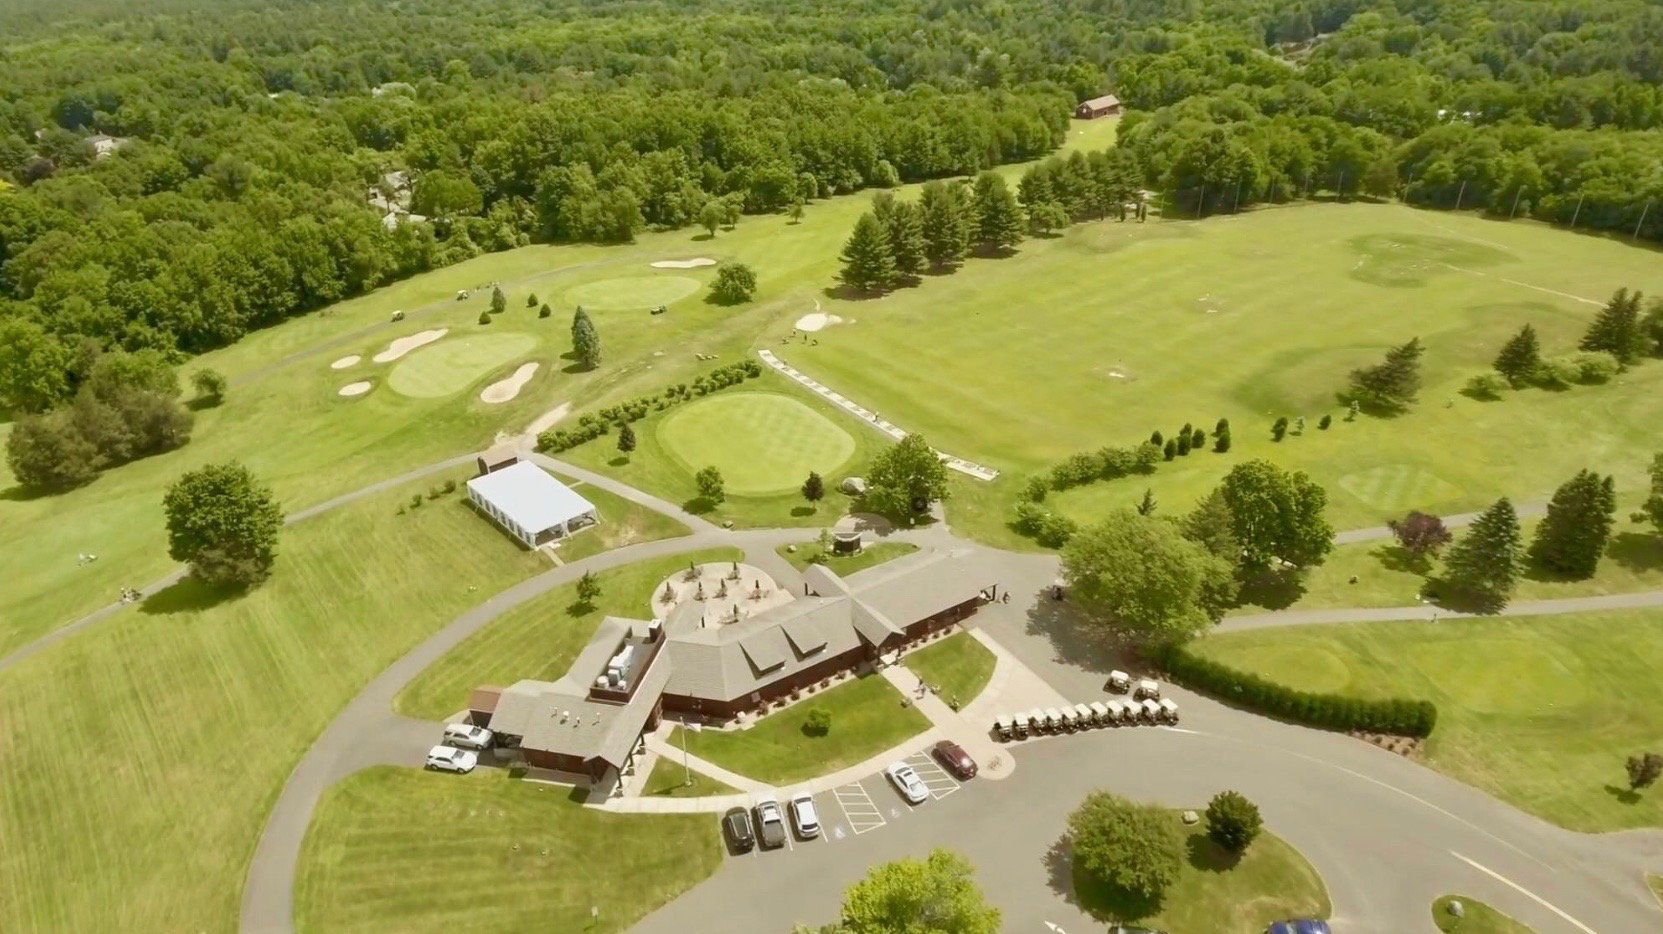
878 663 1015 782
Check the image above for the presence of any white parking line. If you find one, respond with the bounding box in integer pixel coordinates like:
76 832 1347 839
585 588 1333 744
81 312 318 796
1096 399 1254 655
833 781 887 835
904 752 962 800
1450 852 1598 934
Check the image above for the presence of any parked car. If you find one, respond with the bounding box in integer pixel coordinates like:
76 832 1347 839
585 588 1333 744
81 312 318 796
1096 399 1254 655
753 798 787 849
1106 670 1132 693
932 740 977 779
789 793 820 838
722 806 755 852
885 762 929 804
442 723 493 750
424 745 477 773
1266 921 1331 934
1107 926 1166 934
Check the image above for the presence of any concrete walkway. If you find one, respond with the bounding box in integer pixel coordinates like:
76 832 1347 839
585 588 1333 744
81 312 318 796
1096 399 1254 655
877 663 1014 782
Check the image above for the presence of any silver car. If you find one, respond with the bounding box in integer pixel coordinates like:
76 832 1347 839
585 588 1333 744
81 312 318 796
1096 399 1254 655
885 762 928 804
789 793 820 838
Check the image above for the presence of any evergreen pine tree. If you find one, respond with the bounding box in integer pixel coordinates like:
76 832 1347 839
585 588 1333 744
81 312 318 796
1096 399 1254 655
490 286 507 315
883 201 926 281
616 421 636 454
1528 470 1617 579
526 292 538 308
1493 323 1542 386
1190 426 1206 449
801 470 825 504
971 171 1024 251
1441 497 1523 606
1214 425 1232 452
1581 288 1645 363
1163 439 1177 460
1150 430 1164 447
1348 337 1424 411
919 181 970 269
838 212 895 292
1136 488 1156 516
539 303 552 319
571 307 602 369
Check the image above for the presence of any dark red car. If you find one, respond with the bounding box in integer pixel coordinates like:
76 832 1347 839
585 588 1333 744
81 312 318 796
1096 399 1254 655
932 740 977 779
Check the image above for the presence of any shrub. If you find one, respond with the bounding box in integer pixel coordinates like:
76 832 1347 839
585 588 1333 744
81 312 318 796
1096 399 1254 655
1153 643 1437 736
1271 416 1288 441
1190 427 1205 448
1176 433 1191 456
1050 452 1104 490
803 707 831 736
1559 350 1620 384
1150 430 1163 447
1162 439 1177 460
1317 414 1332 430
1037 511 1078 548
1204 790 1262 854
1535 356 1581 389
1464 372 1508 399
1021 475 1049 503
1214 427 1231 453
477 310 491 325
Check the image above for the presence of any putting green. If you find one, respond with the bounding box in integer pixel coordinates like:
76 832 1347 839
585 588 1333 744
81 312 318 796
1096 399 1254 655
564 275 700 310
387 333 537 398
658 392 856 496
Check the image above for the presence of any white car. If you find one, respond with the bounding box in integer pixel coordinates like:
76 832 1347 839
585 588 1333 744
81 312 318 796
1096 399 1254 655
443 723 493 750
789 793 820 838
885 762 928 804
425 745 478 773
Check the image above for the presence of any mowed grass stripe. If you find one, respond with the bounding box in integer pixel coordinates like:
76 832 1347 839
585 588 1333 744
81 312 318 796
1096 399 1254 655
657 392 856 495
0 483 547 932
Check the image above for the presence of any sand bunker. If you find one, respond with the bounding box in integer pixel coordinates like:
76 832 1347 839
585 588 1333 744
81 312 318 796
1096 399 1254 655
330 355 361 370
795 312 844 332
650 257 716 269
338 381 373 397
372 328 448 364
480 362 540 404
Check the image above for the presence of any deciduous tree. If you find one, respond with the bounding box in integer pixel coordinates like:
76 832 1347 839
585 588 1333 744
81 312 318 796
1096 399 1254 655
1205 791 1262 854
1216 460 1334 568
1067 792 1184 906
0 318 72 414
575 570 601 609
191 368 227 406
616 421 636 454
801 470 825 504
490 286 507 315
1628 752 1663 791
1061 511 1235 643
1387 511 1453 560
709 262 757 304
163 461 283 588
695 465 725 503
839 849 1000 934
864 433 948 518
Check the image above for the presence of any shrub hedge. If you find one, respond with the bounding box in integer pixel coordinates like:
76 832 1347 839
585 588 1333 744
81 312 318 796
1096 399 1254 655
536 360 762 453
1152 643 1438 737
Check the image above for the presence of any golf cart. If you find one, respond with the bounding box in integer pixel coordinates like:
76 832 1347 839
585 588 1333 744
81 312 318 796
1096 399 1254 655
1042 707 1064 733
1088 701 1111 726
1158 698 1180 723
1106 670 1132 693
995 715 1014 741
1138 698 1162 722
1134 678 1161 700
1073 702 1096 728
1104 699 1129 724
1029 708 1051 734
1012 712 1032 739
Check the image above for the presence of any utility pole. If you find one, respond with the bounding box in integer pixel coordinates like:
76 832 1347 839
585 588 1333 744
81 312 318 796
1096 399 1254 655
1234 178 1244 213
1337 171 1347 201
1634 202 1652 242
1197 184 1207 218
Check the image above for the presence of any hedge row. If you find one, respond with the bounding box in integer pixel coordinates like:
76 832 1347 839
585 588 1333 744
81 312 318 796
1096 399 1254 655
536 360 763 453
1048 440 1163 491
1152 643 1438 737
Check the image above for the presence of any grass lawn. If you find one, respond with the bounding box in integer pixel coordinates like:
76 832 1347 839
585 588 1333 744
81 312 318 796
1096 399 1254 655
1432 894 1535 933
902 632 997 710
396 547 740 720
1190 609 1663 831
553 481 689 563
0 478 550 932
641 756 739 798
560 371 886 528
1073 818 1330 933
1242 496 1663 612
776 540 918 574
295 766 721 933
670 672 930 785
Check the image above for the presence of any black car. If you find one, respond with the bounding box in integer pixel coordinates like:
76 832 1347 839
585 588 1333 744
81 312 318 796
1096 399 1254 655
722 807 755 852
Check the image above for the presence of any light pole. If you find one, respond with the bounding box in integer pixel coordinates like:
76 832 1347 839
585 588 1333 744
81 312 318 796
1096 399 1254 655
681 721 701 786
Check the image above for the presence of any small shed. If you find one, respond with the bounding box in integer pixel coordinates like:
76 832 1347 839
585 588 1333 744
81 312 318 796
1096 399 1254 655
477 443 520 476
1074 94 1122 119
466 462 599 547
832 530 863 556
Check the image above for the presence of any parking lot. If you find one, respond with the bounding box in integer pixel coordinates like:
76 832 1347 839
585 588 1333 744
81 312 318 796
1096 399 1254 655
725 745 968 857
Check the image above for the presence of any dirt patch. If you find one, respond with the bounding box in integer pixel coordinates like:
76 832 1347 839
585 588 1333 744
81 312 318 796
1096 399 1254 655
338 381 373 397
330 355 361 370
524 402 571 437
480 362 539 404
795 312 844 332
650 257 716 269
371 328 448 364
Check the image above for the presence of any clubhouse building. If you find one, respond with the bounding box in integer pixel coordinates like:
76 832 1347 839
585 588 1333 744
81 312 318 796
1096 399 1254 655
469 549 1000 790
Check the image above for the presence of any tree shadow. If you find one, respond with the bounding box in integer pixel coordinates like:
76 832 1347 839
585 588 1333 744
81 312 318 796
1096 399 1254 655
820 283 885 302
1186 832 1242 872
969 244 1019 259
1069 851 1165 922
1424 579 1505 614
1023 585 1138 677
691 232 715 242
608 456 630 467
1043 835 1077 902
560 362 596 375
184 396 223 412
1606 532 1663 574
790 505 815 517
1374 543 1433 576
682 496 718 515
139 576 245 615
0 482 54 502
1604 784 1642 805
1234 568 1308 611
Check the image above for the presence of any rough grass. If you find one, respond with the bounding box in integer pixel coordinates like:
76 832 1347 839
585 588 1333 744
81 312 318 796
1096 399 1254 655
670 672 930 785
1071 818 1330 933
0 479 548 932
658 391 857 495
641 756 739 798
902 632 997 710
552 482 689 564
776 540 918 574
396 548 739 721
294 766 721 933
386 331 538 398
1190 610 1663 831
563 274 701 309
1432 894 1536 933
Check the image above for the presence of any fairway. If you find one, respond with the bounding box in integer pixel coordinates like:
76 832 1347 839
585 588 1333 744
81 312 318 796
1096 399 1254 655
657 392 857 495
387 332 538 398
1191 609 1663 831
564 274 700 310
295 767 721 933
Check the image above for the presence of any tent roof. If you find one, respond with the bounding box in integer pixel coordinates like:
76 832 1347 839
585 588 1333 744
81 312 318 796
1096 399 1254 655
466 462 596 534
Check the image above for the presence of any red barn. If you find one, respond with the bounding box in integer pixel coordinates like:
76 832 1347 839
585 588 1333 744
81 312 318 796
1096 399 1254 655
1075 94 1121 119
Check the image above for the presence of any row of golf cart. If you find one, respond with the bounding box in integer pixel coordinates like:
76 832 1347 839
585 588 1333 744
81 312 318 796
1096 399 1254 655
992 671 1177 741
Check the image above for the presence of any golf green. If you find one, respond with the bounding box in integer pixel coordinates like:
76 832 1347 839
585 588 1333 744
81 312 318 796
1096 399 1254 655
658 392 856 495
386 332 537 398
564 275 700 310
